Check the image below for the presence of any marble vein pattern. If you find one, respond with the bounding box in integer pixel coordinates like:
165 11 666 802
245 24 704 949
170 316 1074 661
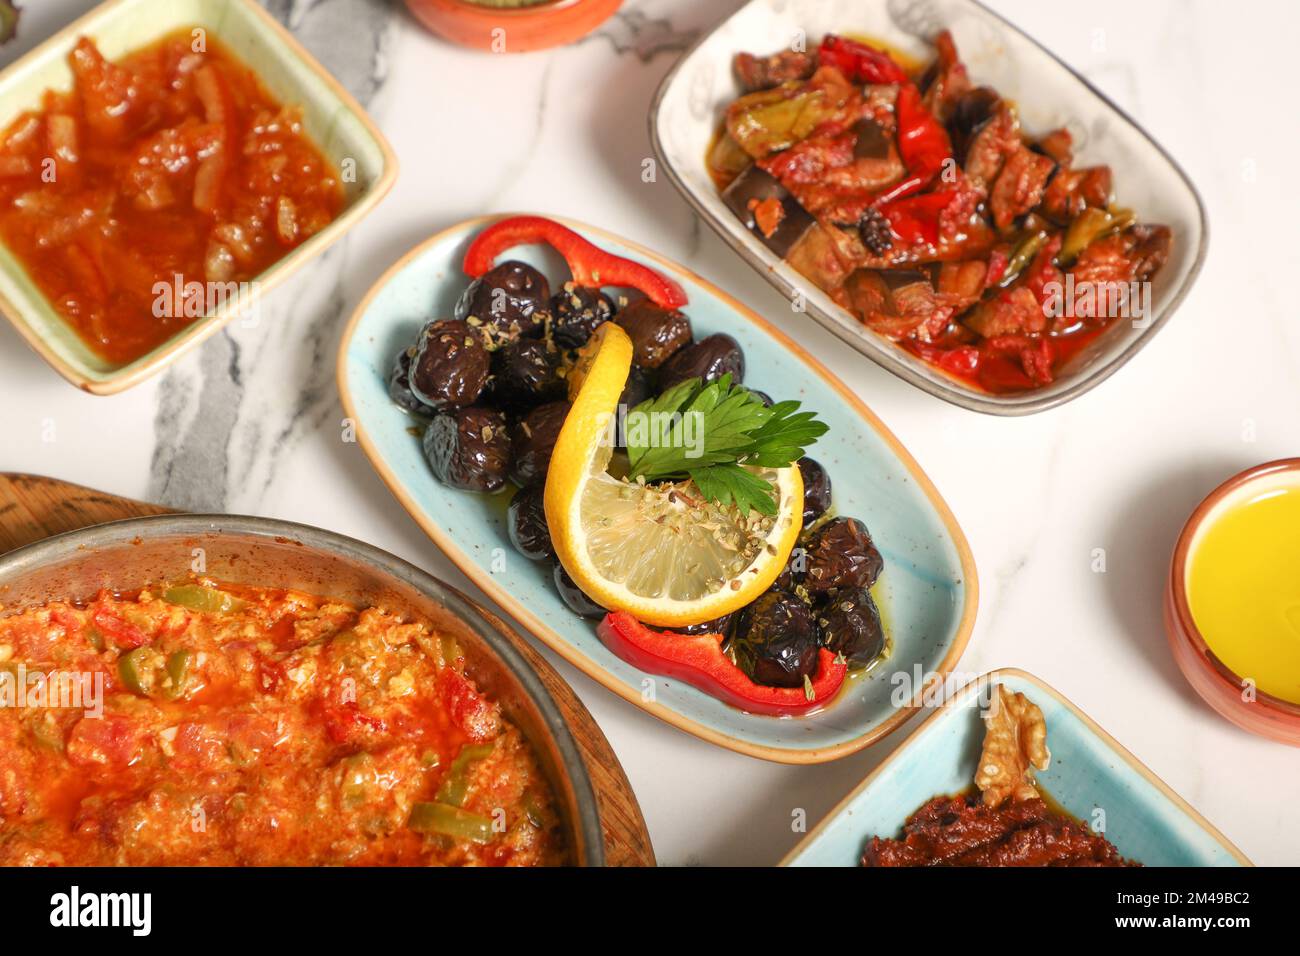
147 0 394 512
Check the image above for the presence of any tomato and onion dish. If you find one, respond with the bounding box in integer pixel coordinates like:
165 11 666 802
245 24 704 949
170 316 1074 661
0 30 343 365
0 583 566 866
709 32 1172 393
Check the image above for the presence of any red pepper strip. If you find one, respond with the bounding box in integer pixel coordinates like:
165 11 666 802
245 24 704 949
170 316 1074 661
463 215 688 309
878 189 961 246
893 83 952 191
597 611 847 716
860 86 957 208
817 35 909 85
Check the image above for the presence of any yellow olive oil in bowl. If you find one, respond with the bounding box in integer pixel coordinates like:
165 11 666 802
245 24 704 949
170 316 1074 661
1187 480 1300 705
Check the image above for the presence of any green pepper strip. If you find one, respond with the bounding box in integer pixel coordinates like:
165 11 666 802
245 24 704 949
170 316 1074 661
435 743 494 807
999 230 1049 288
162 584 248 614
1058 206 1136 266
117 647 152 696
164 649 192 699
408 803 494 844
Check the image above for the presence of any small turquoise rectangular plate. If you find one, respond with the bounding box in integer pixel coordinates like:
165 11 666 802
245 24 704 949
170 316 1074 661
784 669 1249 864
337 215 978 764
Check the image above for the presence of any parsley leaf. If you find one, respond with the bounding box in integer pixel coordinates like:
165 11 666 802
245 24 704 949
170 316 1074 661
625 375 828 514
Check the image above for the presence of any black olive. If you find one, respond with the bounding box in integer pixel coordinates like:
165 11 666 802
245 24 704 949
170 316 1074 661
816 587 884 666
797 457 831 527
731 591 819 688
550 285 615 349
509 400 569 487
408 319 491 410
772 548 806 592
388 346 434 416
422 407 511 493
747 389 774 407
618 365 653 412
490 339 564 409
455 260 550 345
656 333 746 392
553 564 606 619
803 517 884 595
507 483 553 561
672 613 734 637
721 164 816 259
615 300 692 369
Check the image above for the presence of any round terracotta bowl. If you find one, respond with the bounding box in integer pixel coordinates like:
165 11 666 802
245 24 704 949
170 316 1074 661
1165 458 1300 746
404 0 621 53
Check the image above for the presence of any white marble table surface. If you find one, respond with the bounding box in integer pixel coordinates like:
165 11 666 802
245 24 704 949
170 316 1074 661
1 0 1296 866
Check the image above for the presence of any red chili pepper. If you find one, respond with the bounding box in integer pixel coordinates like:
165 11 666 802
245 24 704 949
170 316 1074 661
878 189 960 246
893 83 952 190
463 215 688 309
817 35 909 85
597 611 847 716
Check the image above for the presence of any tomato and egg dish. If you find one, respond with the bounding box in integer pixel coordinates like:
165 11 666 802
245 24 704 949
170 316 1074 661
0 584 567 866
0 30 343 364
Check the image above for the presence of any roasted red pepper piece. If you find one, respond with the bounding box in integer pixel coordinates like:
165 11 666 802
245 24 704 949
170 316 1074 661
894 83 952 188
597 611 847 716
864 84 956 208
463 215 688 309
878 189 961 246
817 35 909 85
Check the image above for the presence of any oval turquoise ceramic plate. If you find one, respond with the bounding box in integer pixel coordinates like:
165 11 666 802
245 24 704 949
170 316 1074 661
783 669 1249 864
337 215 978 763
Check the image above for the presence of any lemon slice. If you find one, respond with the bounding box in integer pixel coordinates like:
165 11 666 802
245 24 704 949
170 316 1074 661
544 324 803 628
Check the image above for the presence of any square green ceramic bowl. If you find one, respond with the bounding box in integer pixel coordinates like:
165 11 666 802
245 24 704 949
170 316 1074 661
0 0 397 393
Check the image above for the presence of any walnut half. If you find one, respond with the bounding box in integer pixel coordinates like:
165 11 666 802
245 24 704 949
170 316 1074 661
975 684 1051 807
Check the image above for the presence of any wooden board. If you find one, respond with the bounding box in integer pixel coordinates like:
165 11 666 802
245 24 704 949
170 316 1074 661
0 472 655 867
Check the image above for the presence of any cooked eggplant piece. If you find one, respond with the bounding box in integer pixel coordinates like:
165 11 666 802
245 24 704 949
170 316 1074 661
422 407 511 493
722 164 816 259
852 117 891 160
455 260 550 345
614 300 692 369
803 517 884 594
507 483 553 561
509 400 569 487
946 86 1001 159
731 591 819 688
816 587 884 666
656 333 745 392
409 319 491 411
